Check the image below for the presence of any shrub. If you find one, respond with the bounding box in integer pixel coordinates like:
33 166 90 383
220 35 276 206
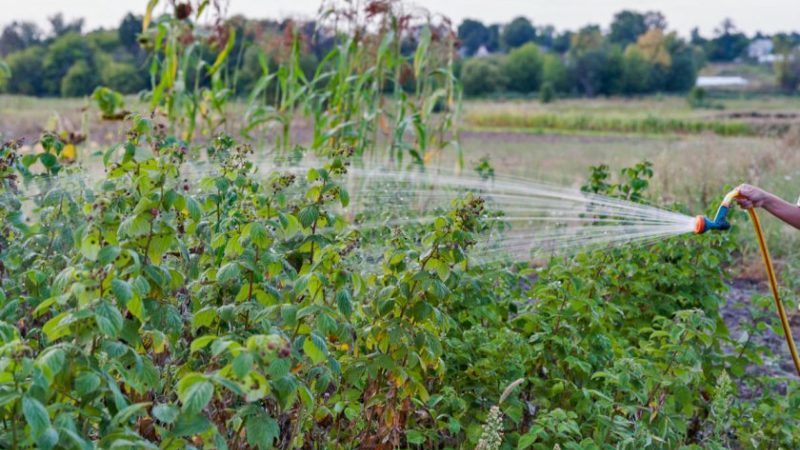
539 81 555 103
2 46 45 95
60 60 99 97
101 61 148 94
541 53 570 93
43 32 96 95
503 42 543 94
461 57 508 96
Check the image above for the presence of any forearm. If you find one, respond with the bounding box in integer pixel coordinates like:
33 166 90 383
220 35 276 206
763 194 800 230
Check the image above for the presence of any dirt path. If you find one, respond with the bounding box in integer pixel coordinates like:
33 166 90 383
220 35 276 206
723 279 798 395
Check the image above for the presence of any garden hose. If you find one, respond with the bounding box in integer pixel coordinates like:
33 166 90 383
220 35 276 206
746 207 800 377
695 189 800 377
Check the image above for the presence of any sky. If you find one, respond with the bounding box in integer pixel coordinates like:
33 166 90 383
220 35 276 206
2 0 798 38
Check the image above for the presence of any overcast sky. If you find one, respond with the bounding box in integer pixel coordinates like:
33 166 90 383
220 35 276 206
2 0 799 37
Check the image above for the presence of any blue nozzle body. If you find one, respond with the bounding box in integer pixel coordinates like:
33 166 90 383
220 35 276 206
703 205 732 231
694 189 738 234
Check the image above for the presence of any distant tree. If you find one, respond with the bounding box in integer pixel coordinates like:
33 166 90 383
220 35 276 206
3 46 45 95
486 24 501 52
461 57 508 96
690 27 707 46
61 60 99 96
502 17 536 49
571 44 623 96
708 18 749 61
87 30 121 53
43 33 96 95
541 53 570 92
0 21 43 56
664 34 701 92
118 13 143 50
644 11 667 30
48 13 84 38
776 49 800 92
622 47 653 93
609 11 647 47
458 19 490 56
504 43 543 93
570 25 603 56
773 32 800 54
535 25 556 48
101 61 148 94
539 81 555 102
635 29 672 67
551 31 573 53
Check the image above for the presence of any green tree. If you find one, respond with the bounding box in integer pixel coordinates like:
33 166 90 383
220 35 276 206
621 47 653 93
708 18 749 61
665 35 701 92
47 13 84 37
504 43 543 93
61 60 100 96
118 13 142 50
571 45 624 96
541 53 570 92
502 17 535 49
2 46 45 95
101 61 148 94
609 10 648 47
458 19 490 56
42 33 97 95
0 21 42 56
776 49 800 92
461 57 508 96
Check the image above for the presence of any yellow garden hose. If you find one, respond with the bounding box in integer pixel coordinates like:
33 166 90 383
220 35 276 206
746 207 800 377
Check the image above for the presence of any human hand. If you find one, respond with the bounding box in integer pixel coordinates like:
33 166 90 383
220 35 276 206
735 184 771 209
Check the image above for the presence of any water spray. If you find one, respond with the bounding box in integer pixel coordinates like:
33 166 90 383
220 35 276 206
695 188 800 377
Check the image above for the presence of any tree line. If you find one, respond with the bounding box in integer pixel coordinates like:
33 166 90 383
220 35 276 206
456 11 800 97
0 9 798 99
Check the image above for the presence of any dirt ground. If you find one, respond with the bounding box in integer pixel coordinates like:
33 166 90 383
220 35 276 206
723 279 799 395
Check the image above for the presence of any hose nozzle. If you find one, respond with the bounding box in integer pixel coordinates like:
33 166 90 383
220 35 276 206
694 189 739 234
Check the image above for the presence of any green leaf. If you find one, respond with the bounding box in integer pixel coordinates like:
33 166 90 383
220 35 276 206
232 352 254 378
111 279 133 304
191 335 217 353
22 396 50 438
95 302 123 337
152 404 179 424
217 262 241 284
249 222 269 248
518 430 538 449
37 427 59 450
336 289 352 318
406 430 424 445
75 372 101 396
127 295 144 322
179 379 214 415
246 413 279 449
303 334 327 364
185 196 202 221
80 232 101 261
97 245 121 265
298 205 319 228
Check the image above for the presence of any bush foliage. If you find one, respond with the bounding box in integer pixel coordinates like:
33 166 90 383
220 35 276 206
0 1 799 449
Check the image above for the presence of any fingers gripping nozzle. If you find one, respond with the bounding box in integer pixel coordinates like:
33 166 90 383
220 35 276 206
694 189 739 234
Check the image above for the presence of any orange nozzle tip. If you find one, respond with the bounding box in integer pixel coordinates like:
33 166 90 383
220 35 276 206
693 215 705 234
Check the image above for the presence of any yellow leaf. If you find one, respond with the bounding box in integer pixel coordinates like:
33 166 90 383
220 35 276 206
61 144 76 161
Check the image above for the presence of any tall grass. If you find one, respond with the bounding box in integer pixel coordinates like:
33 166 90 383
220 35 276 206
465 111 758 137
